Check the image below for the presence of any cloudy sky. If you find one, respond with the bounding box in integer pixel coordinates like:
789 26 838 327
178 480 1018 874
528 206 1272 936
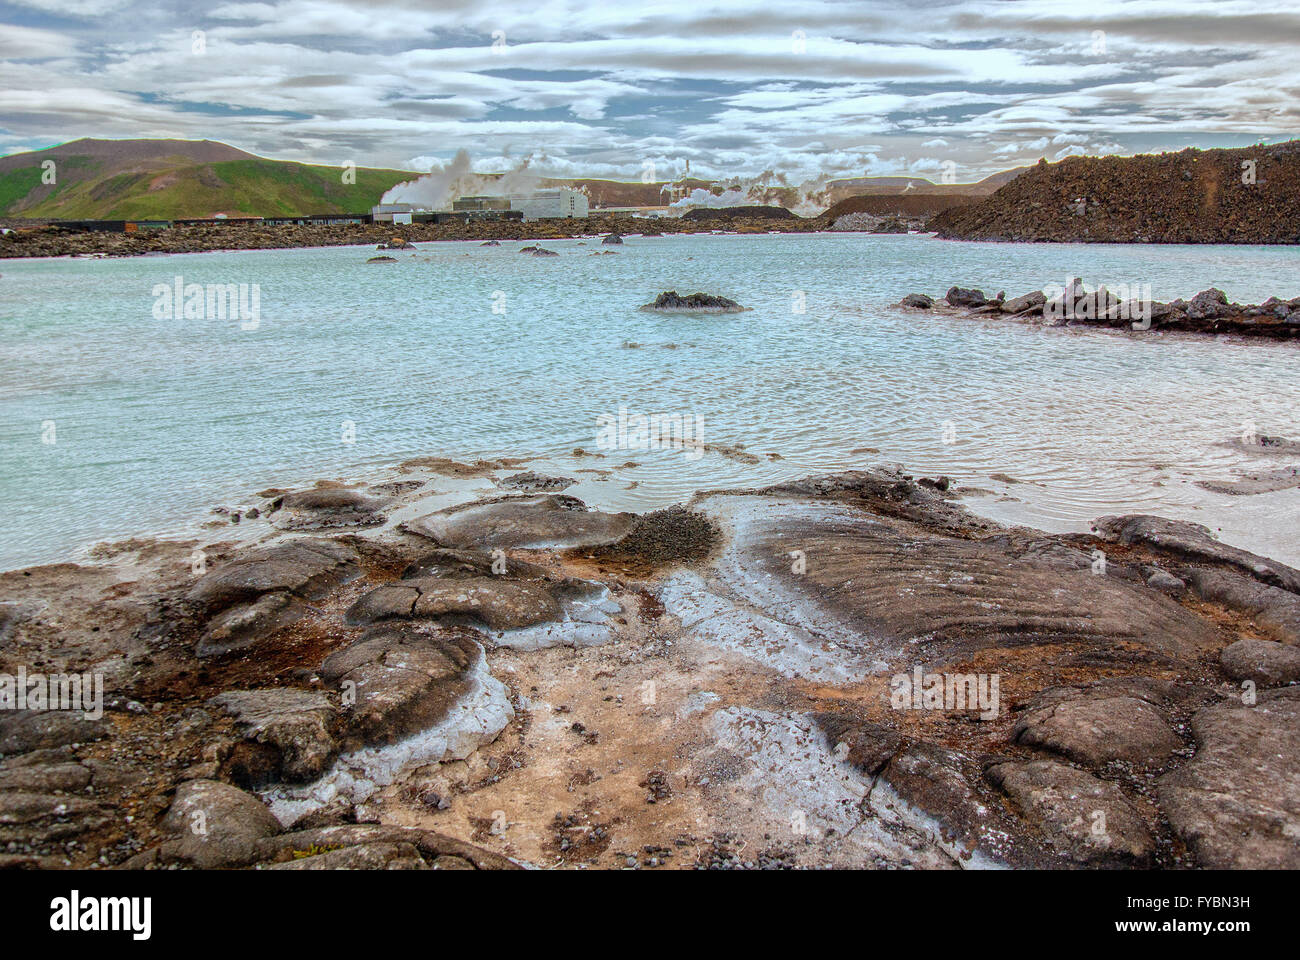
0 0 1296 182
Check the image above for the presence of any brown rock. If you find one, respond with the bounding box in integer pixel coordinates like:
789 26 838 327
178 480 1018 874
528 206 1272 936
987 759 1153 866
1220 637 1300 687
318 624 481 748
1013 696 1182 767
404 495 634 550
157 779 283 868
208 688 339 782
1159 688 1300 869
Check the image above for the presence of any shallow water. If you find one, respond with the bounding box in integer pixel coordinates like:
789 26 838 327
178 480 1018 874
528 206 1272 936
1 232 1298 569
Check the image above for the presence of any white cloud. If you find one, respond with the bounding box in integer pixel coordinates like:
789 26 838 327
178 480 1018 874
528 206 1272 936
0 0 1295 178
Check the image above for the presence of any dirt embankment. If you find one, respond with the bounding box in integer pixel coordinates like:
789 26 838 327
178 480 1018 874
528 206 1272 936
931 140 1300 244
820 192 978 221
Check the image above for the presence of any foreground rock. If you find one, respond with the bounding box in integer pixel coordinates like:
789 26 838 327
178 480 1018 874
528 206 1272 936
318 624 485 749
1159 689 1300 869
1220 638 1300 686
209 689 340 784
2 459 1298 870
1012 694 1182 767
986 760 1154 866
131 779 515 869
188 538 360 657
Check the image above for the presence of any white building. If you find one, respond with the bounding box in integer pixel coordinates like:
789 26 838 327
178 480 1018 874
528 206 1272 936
372 202 415 224
508 188 588 220
453 188 588 221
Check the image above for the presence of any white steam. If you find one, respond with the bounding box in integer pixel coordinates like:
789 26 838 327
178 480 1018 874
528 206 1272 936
381 150 549 209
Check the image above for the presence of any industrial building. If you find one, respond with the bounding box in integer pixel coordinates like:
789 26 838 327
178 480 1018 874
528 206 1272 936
450 188 588 221
371 202 415 224
452 196 512 213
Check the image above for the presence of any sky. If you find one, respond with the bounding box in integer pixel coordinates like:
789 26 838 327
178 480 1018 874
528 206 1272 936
0 0 1297 183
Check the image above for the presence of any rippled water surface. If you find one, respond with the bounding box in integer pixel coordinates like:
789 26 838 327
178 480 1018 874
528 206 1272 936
2 232 1298 569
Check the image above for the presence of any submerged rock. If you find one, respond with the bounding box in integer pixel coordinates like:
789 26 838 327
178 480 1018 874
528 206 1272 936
265 488 387 531
495 471 576 493
1196 465 1300 496
945 286 986 307
640 291 744 313
404 494 635 550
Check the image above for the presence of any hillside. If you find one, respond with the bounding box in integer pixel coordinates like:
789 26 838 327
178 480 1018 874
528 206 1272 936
553 178 714 207
820 192 979 221
0 138 417 219
681 205 796 221
930 142 1300 243
823 167 1027 206
0 138 1037 221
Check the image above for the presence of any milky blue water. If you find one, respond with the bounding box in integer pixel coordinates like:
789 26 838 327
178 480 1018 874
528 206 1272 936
1 232 1298 570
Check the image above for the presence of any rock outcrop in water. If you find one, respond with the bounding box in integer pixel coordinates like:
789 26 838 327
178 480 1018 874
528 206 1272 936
2 455 1298 869
640 291 745 313
898 281 1300 339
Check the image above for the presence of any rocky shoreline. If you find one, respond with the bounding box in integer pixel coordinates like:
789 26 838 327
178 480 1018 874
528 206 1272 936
2 453 1298 870
0 214 828 260
898 283 1300 340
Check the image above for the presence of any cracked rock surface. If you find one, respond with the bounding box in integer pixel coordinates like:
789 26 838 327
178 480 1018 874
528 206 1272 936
0 463 1296 869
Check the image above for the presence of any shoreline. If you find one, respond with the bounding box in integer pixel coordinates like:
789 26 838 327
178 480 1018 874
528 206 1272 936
0 214 831 260
2 452 1298 869
8 212 1300 261
10 430 1300 575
